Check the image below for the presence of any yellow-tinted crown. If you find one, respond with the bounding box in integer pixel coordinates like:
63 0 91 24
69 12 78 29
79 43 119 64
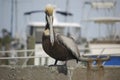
45 4 54 16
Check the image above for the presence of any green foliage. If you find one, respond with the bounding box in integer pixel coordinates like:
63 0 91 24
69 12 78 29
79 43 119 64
0 28 12 50
2 35 12 46
27 36 35 49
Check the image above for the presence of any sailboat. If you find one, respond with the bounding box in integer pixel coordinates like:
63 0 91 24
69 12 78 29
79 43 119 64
82 1 120 66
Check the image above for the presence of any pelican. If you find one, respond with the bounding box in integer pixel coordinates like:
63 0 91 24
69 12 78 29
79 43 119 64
42 5 81 65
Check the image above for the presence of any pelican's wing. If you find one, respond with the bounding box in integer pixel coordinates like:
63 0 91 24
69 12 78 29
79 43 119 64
57 34 80 60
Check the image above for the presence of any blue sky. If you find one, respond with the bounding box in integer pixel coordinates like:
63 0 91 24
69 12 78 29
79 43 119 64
0 0 120 40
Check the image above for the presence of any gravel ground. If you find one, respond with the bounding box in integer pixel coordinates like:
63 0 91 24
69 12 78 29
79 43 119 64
0 65 120 80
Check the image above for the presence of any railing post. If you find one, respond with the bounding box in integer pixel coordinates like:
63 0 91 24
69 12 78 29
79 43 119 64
96 56 110 80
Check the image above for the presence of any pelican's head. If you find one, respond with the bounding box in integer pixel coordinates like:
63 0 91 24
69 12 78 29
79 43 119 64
45 4 54 46
45 4 54 16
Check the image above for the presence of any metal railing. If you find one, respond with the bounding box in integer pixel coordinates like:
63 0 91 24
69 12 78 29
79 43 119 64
0 47 120 66
0 49 35 59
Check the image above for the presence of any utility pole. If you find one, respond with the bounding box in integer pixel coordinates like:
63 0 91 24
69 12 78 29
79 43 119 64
15 0 18 37
65 0 69 22
10 0 14 37
65 0 70 37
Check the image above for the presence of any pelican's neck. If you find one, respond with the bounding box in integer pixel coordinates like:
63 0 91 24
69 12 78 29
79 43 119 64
44 24 55 36
44 24 50 36
45 23 50 29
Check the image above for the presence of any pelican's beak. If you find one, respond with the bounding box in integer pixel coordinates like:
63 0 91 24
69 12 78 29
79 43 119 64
47 15 54 46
